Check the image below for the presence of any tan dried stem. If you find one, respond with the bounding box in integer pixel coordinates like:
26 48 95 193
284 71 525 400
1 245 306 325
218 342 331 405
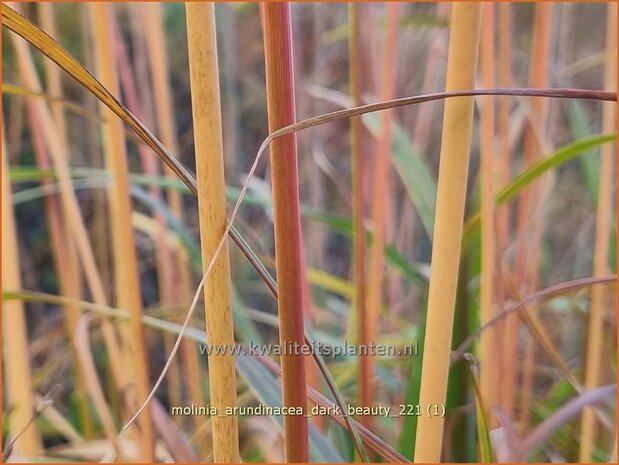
89 3 155 459
414 4 482 462
186 3 240 461
580 3 617 460
2 127 43 456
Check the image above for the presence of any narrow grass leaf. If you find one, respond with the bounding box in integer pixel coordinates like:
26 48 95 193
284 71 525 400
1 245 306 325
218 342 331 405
463 133 617 245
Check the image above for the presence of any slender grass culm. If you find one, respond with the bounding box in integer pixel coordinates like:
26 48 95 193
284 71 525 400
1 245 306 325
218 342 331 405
36 2 91 436
479 1 497 425
414 3 482 462
185 3 240 462
144 2 205 440
364 3 400 429
348 1 369 423
580 3 617 460
497 2 514 417
8 13 136 456
2 129 43 457
9 12 135 454
89 4 155 460
516 3 553 429
261 3 309 461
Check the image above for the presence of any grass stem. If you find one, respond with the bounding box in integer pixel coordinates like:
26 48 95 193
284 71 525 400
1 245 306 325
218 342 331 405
516 3 553 429
89 4 155 459
414 4 481 461
364 1 400 428
2 128 42 456
579 3 617 460
479 1 498 427
144 1 205 439
261 3 309 460
186 3 240 461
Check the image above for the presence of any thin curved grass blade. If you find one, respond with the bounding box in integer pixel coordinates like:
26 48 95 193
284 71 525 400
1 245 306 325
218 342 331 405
465 357 494 462
2 83 105 122
463 133 617 244
451 275 617 362
2 5 196 192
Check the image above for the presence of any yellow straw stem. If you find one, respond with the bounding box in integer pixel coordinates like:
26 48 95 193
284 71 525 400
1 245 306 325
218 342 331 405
348 0 368 413
2 129 43 457
497 2 513 415
9 10 131 438
9 29 108 308
37 2 91 436
364 3 400 426
517 3 553 429
580 3 617 461
479 2 497 423
89 4 155 460
186 3 240 462
143 4 205 433
414 3 481 462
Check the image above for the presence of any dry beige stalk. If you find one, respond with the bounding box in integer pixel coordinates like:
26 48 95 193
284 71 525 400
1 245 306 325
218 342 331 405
414 3 482 462
89 3 155 460
2 128 43 457
186 3 240 461
580 3 617 460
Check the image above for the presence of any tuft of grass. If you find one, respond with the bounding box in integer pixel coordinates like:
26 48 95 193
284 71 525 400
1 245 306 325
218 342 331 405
497 2 514 416
2 4 616 460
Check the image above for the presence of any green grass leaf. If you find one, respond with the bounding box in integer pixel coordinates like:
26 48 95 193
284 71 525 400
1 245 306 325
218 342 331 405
463 133 617 247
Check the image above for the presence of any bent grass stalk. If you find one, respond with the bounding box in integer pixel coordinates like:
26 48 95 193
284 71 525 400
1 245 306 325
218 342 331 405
580 3 617 460
2 128 42 456
414 3 481 462
186 3 240 461
452 275 617 362
89 4 155 460
261 3 309 461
